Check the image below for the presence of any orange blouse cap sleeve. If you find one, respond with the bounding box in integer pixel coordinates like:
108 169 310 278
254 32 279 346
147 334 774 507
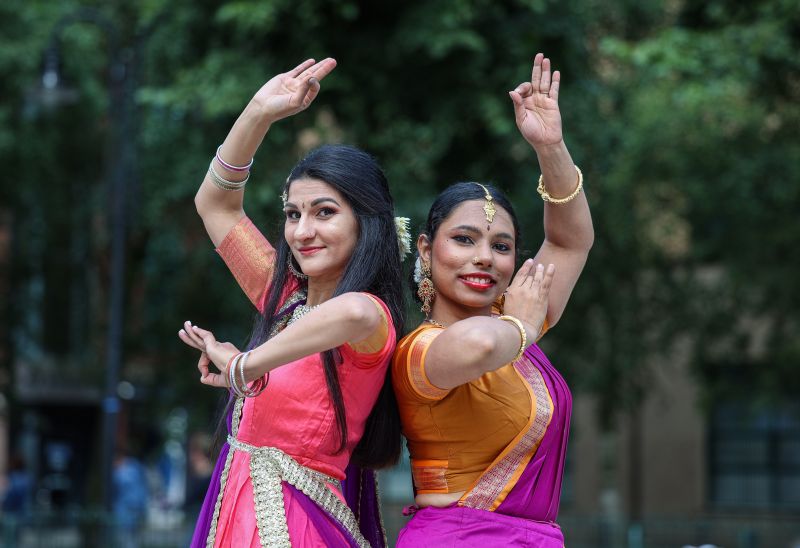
392 325 450 401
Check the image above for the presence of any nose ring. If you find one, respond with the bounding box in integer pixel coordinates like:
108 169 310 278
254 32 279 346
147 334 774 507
472 256 480 265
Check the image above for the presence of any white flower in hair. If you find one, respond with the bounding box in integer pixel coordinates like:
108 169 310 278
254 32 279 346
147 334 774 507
395 217 412 261
413 256 423 284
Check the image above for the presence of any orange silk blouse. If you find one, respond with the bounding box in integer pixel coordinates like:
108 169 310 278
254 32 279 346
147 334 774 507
393 322 549 494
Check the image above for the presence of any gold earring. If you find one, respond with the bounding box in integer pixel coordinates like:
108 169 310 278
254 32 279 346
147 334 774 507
417 261 435 316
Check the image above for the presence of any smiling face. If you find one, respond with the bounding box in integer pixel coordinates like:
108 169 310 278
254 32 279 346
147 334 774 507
419 199 516 319
283 178 359 286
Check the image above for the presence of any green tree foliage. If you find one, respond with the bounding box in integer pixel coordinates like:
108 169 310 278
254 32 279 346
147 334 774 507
2 0 798 432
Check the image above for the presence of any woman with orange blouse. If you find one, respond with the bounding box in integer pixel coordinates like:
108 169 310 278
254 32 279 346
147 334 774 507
393 53 593 546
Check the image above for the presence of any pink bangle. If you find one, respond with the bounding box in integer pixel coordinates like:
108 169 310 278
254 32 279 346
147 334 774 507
216 145 253 172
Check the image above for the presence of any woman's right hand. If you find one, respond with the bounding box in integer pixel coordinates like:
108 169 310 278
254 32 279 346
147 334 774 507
178 321 240 389
502 260 556 342
251 58 338 124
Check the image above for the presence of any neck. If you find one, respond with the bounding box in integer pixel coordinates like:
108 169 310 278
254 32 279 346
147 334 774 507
306 276 339 306
429 301 492 327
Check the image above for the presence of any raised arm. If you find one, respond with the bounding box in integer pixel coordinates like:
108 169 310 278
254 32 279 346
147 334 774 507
509 53 594 329
194 58 338 246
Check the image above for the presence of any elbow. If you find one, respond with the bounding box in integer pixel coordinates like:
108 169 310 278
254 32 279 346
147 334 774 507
462 324 498 364
575 215 595 253
195 186 244 221
194 190 210 219
583 225 595 252
572 221 595 255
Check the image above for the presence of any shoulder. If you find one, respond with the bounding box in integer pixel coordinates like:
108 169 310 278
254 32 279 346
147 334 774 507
336 292 393 326
392 324 450 401
340 293 396 367
359 293 393 325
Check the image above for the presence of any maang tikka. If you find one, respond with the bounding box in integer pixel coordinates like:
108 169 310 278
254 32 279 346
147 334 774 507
475 183 496 223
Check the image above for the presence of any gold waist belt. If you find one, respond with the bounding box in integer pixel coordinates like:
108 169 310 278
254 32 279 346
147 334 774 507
226 436 369 548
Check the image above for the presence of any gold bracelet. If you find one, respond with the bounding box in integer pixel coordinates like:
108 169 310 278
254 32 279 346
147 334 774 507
498 315 527 362
537 165 583 204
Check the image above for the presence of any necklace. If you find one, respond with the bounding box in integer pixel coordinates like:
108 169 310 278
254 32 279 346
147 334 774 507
425 318 447 329
288 303 319 326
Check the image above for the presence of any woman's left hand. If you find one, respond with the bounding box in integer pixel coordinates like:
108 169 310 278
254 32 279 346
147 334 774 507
178 321 239 388
509 52 563 149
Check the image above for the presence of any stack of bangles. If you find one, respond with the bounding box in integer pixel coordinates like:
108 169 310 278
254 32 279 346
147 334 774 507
227 351 269 398
208 145 253 192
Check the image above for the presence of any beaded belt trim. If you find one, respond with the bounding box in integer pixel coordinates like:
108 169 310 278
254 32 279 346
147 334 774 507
206 397 245 547
226 436 369 548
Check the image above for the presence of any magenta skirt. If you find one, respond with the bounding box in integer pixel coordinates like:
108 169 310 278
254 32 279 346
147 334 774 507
397 505 564 547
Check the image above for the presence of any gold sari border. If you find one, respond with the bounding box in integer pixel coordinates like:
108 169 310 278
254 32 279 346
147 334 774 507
459 355 554 511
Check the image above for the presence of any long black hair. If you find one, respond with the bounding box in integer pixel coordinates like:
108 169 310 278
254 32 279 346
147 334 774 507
411 182 521 303
244 144 405 469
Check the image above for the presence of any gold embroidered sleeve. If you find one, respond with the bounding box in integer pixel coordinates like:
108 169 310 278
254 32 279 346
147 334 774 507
216 216 276 311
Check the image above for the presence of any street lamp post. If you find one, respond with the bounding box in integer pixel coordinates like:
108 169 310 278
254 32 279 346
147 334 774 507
42 8 133 514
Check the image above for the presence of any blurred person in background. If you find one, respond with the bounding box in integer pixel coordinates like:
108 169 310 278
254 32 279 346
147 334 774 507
184 432 213 519
179 57 408 547
113 447 149 548
393 53 593 547
1 453 33 517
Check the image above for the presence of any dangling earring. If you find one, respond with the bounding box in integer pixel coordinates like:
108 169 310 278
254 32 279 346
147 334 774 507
287 255 308 280
416 260 435 316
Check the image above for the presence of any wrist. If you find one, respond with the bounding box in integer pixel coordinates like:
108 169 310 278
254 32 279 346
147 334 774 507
230 350 270 398
240 100 275 130
531 138 567 158
498 315 528 362
513 319 534 342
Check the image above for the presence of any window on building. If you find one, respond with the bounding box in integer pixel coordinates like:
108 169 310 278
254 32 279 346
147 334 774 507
709 402 800 509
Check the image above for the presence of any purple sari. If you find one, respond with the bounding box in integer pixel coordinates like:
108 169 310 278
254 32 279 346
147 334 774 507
397 343 571 547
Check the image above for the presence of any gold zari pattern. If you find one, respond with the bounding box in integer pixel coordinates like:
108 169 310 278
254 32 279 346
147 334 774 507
217 217 276 308
460 355 553 510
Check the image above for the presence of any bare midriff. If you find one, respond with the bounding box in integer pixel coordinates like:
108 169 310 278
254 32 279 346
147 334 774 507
416 491 465 508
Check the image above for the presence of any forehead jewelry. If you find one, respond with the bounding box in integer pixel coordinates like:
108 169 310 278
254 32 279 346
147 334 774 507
281 176 292 208
475 183 496 223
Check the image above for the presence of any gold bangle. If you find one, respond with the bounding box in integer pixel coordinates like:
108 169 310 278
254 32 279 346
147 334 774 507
498 315 527 362
537 165 583 204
